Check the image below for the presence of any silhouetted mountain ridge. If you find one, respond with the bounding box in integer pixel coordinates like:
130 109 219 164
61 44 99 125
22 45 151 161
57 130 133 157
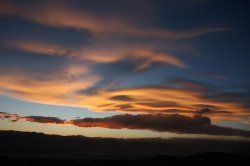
0 130 250 161
1 152 250 166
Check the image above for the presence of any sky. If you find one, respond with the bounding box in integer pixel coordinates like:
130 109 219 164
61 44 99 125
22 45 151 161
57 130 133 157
0 0 250 139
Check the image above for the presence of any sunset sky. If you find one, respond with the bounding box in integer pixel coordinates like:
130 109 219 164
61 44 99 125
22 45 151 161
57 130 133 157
0 0 250 139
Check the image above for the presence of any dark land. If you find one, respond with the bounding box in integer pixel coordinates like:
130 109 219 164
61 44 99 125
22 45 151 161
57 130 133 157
0 130 250 165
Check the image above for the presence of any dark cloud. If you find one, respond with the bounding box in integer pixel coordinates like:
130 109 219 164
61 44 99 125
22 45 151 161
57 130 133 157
0 112 64 124
161 109 194 114
1 112 250 137
193 104 220 110
97 103 115 108
24 116 65 124
110 95 133 101
115 104 134 110
70 114 250 137
78 87 99 96
110 108 194 114
196 108 212 115
137 101 181 108
195 108 231 115
0 112 20 121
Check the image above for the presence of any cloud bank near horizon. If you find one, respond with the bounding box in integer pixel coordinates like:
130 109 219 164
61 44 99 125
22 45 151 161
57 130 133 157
1 112 250 138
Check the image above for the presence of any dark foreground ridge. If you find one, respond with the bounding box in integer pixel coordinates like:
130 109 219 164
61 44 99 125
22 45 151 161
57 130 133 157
0 130 250 165
1 153 250 166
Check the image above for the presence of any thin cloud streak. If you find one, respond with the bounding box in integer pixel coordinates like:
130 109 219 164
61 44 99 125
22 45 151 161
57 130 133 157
3 40 69 56
2 40 187 70
0 0 229 39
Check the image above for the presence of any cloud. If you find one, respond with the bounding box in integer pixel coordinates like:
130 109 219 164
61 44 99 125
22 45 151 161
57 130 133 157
74 48 187 70
0 0 229 81
1 112 250 137
136 101 181 108
2 40 69 56
167 77 216 92
196 108 212 114
0 112 20 122
70 114 250 137
1 66 249 123
110 95 133 101
0 0 230 73
205 91 250 113
24 116 65 124
77 86 250 122
0 0 229 39
2 40 187 71
195 108 232 115
0 64 101 106
70 114 211 132
0 112 64 124
0 0 243 125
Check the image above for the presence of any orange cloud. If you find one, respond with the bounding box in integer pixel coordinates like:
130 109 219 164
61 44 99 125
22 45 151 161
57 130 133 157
74 47 187 70
3 40 187 70
1 65 249 123
76 87 250 122
0 0 229 39
5 41 69 56
0 64 101 106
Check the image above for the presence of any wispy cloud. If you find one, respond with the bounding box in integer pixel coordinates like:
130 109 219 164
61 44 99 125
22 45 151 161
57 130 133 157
0 64 100 106
3 40 187 70
0 0 229 39
74 47 187 70
3 40 69 56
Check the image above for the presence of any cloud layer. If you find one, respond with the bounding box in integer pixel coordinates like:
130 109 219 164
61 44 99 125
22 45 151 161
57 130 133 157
1 73 249 122
1 112 250 138
0 0 229 39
